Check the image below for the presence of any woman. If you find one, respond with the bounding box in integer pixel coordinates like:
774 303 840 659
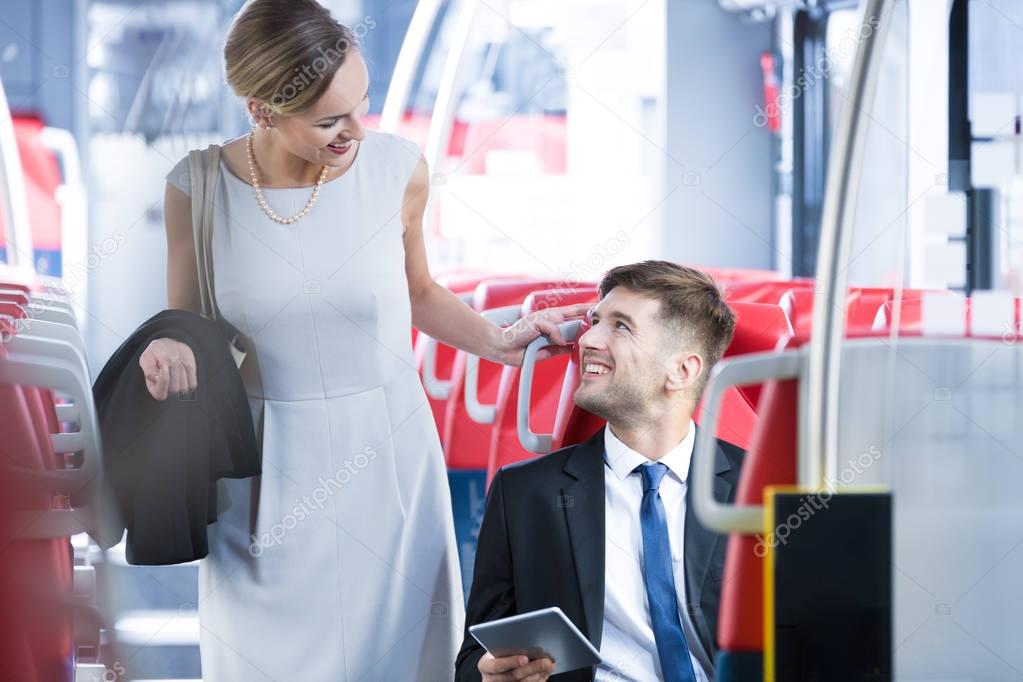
149 1 587 679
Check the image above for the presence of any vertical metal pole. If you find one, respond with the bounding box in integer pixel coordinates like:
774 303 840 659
380 0 445 132
422 0 479 171
804 0 894 487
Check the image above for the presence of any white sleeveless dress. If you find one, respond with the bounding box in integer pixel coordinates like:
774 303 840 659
165 130 463 681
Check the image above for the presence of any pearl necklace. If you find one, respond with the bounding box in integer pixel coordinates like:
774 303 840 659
246 129 328 225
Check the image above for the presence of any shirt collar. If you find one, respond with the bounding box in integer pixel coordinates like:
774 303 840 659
602 419 697 484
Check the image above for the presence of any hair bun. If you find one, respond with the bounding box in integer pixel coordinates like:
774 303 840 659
224 0 358 116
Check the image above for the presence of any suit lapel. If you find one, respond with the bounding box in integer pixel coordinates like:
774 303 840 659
559 427 734 655
684 431 733 654
561 429 607 648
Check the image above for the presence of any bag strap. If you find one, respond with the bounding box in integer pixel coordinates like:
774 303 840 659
187 144 222 321
187 144 247 369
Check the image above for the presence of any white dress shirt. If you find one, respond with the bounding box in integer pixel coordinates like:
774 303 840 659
595 420 713 682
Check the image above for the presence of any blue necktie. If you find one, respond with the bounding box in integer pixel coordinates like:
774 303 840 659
637 462 697 682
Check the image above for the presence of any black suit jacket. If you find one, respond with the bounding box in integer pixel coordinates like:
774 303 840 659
92 309 260 565
456 427 744 682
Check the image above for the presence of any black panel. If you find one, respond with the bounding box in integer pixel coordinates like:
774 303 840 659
791 9 829 278
968 189 995 291
948 0 970 193
949 0 995 293
772 492 892 681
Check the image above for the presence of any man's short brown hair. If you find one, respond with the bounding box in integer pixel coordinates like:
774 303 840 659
598 260 736 391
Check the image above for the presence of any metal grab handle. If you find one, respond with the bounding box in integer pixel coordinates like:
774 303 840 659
1 334 101 500
16 317 88 367
693 350 801 534
28 295 76 317
12 319 89 431
421 292 474 400
465 304 521 424
421 336 452 399
0 341 102 538
10 324 90 395
24 302 78 329
518 319 582 455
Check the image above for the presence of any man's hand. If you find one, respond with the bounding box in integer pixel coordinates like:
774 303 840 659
478 652 555 681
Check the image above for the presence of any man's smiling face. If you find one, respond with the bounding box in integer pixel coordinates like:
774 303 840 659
573 287 677 425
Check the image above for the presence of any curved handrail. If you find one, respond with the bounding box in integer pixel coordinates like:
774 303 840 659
465 304 521 424
422 0 480 174
692 350 802 534
380 0 445 132
0 337 102 538
421 336 452 400
15 318 89 373
517 319 582 454
23 302 78 330
4 333 98 496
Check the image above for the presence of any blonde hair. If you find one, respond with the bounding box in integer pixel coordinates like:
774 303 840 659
224 0 359 117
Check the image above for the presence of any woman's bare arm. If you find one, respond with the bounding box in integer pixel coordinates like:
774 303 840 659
164 182 202 313
402 156 588 366
401 155 505 360
139 182 200 400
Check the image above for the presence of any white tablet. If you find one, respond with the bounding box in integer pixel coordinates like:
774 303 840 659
469 606 603 674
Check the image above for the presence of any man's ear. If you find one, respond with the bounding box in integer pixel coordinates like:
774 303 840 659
665 351 703 399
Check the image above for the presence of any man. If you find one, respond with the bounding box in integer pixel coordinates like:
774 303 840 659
456 261 743 682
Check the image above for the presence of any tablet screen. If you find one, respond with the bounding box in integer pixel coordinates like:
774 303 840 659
469 606 603 674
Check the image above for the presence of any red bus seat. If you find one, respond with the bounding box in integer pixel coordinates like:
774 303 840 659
413 271 524 429
0 320 75 680
873 293 1021 338
719 302 793 410
700 266 787 284
715 350 800 674
723 278 814 304
781 287 934 338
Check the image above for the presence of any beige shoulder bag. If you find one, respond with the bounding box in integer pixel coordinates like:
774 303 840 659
187 144 247 368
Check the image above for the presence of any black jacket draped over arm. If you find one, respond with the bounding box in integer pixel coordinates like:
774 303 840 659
92 309 260 565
